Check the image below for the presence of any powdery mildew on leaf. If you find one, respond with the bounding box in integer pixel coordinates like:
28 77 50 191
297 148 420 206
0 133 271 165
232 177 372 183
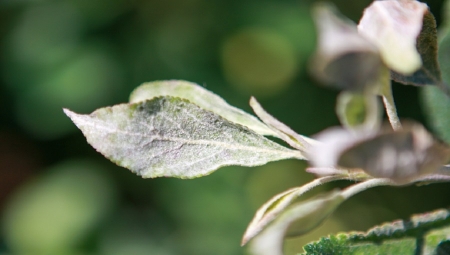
311 3 383 92
129 80 277 137
358 0 427 75
64 97 302 179
249 191 344 255
390 10 442 86
338 123 450 184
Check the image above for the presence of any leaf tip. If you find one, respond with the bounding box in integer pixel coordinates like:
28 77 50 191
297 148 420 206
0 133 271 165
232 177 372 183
63 108 76 119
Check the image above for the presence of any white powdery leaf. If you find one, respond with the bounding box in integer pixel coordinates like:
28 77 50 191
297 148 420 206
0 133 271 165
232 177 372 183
311 3 383 92
308 127 376 169
358 0 427 74
129 80 277 137
64 96 302 179
309 122 450 184
248 191 344 255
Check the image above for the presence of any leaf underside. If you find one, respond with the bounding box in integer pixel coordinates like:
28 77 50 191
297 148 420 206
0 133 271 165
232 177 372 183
64 96 301 179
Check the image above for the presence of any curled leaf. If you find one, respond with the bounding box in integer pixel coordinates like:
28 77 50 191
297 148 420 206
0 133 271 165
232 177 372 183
249 96 317 153
336 92 381 131
309 122 450 184
338 122 450 184
248 191 344 255
358 0 428 75
310 3 383 92
129 80 277 137
390 10 442 86
242 175 347 246
64 96 303 179
308 127 375 170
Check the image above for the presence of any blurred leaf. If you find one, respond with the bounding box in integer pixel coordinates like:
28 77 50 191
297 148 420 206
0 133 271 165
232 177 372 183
249 96 316 153
242 176 345 246
338 122 450 184
248 191 344 255
421 30 450 144
358 0 428 75
221 28 298 97
440 0 450 37
129 80 276 137
336 92 380 131
64 96 303 179
308 127 375 170
390 11 442 86
15 42 124 139
302 208 450 255
2 160 116 254
4 2 81 71
310 3 383 92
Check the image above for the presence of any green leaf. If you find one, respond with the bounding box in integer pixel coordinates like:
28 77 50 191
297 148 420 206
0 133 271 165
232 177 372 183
248 191 345 255
421 31 450 144
2 160 116 254
336 92 380 131
249 96 317 153
242 176 347 246
64 96 302 179
358 0 429 75
390 10 442 86
301 208 450 255
129 80 277 137
310 3 383 92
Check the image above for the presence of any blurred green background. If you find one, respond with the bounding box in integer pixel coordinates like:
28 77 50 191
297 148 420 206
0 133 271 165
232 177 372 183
1 0 450 254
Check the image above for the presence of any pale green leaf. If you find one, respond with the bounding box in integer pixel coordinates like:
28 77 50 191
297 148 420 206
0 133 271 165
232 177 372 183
310 3 383 92
302 208 450 255
64 96 302 179
129 80 277 137
336 92 380 131
242 176 347 246
2 160 116 254
249 96 317 153
248 191 345 255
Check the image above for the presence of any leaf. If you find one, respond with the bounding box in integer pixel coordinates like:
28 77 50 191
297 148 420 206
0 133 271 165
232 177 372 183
390 10 442 86
301 208 450 255
338 122 450 184
335 92 380 131
242 175 347 246
248 191 345 255
421 31 450 144
308 127 376 170
308 122 450 184
64 96 303 179
129 80 277 137
358 0 429 76
249 97 317 153
2 160 116 254
310 3 383 92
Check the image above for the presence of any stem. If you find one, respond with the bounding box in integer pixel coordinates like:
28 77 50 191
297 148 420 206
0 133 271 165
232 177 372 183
382 82 402 131
341 178 395 200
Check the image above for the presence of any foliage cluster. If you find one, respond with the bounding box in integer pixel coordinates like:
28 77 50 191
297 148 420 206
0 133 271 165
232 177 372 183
61 0 450 254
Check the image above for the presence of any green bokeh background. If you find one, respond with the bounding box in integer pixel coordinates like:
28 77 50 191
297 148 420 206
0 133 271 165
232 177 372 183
0 0 449 254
